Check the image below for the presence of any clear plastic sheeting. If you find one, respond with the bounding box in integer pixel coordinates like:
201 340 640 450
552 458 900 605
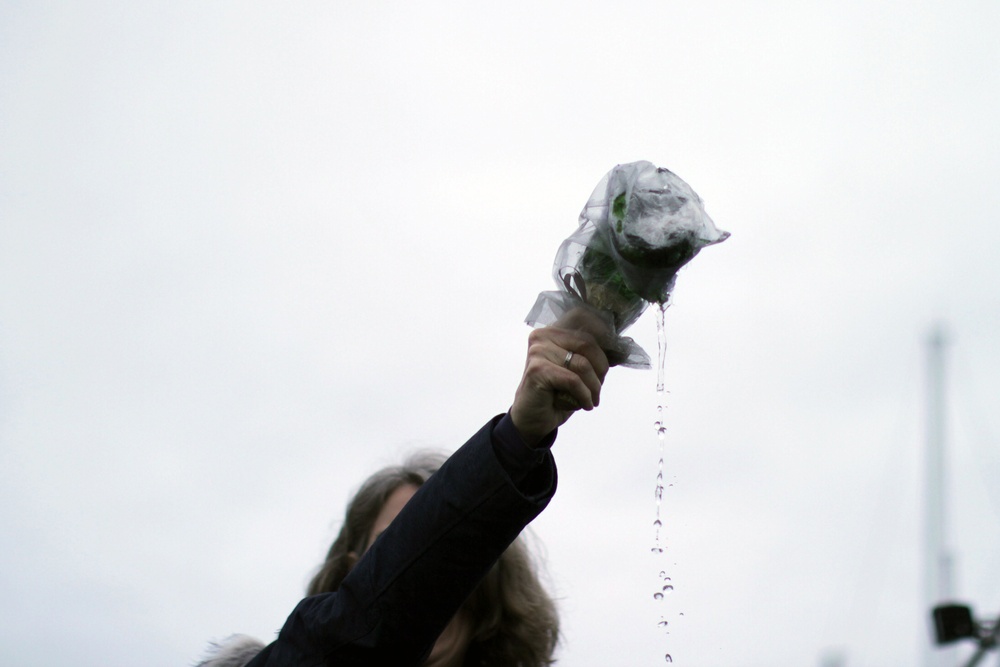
526 161 729 368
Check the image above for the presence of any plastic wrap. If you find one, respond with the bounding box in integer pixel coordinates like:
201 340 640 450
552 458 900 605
526 160 729 368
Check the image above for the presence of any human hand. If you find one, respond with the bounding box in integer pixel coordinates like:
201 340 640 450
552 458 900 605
509 308 612 446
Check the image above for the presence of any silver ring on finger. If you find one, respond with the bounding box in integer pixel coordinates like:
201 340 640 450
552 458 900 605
563 351 575 368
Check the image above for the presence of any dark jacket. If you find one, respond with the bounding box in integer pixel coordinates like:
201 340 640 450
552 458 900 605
201 414 556 667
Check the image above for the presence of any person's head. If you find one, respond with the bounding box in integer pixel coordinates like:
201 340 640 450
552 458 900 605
308 451 559 667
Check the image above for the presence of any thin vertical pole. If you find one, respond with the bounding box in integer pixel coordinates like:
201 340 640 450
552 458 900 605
925 325 954 667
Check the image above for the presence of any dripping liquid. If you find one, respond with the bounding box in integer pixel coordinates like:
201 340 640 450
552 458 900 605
652 299 670 554
652 300 672 664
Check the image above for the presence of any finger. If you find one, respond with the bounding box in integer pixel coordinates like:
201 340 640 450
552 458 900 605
540 336 608 406
553 365 599 411
528 333 605 400
534 367 595 412
522 349 599 411
552 390 580 412
563 349 604 407
531 327 610 384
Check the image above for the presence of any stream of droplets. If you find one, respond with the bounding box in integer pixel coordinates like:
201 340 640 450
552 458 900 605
652 300 669 552
651 300 672 664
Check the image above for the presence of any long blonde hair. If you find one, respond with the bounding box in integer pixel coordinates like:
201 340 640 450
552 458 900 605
307 451 560 667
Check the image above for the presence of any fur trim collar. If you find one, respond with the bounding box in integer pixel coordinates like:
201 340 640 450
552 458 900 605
194 634 265 667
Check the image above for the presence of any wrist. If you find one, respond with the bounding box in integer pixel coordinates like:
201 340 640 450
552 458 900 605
507 409 552 449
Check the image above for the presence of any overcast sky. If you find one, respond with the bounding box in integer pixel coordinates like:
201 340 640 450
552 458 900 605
2 2 999 666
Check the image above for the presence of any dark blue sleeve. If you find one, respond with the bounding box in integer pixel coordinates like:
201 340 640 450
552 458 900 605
245 414 557 667
491 412 557 500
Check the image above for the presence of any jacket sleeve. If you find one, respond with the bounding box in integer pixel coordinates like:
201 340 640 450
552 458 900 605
245 414 557 667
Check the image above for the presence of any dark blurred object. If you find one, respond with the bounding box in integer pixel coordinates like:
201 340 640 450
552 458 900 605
930 602 999 667
933 604 976 644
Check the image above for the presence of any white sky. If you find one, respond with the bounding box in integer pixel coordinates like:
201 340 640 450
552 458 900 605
2 2 999 666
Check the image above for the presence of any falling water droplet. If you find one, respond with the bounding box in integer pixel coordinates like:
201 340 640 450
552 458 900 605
664 654 673 663
650 547 663 554
657 620 669 629
653 592 664 600
658 571 666 578
662 584 674 593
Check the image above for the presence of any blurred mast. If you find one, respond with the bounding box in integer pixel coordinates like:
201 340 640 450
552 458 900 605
924 324 954 667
